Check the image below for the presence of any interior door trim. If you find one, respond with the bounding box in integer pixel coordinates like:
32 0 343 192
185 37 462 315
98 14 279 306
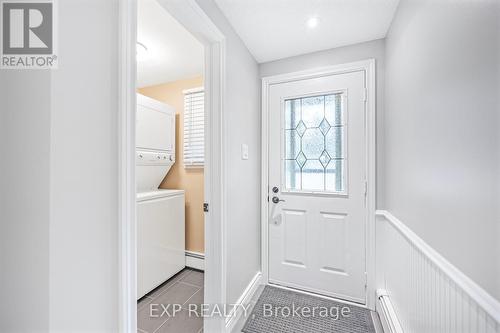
260 59 377 310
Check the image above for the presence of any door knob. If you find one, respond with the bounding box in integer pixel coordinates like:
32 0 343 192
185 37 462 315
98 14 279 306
272 196 285 204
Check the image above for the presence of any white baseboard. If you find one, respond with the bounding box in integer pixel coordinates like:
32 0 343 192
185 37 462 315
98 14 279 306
185 251 204 271
225 272 262 333
376 289 403 333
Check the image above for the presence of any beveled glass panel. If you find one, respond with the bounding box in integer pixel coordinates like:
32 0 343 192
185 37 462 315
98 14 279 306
319 118 330 135
325 93 343 125
325 159 344 192
296 151 307 168
302 160 324 191
301 96 324 127
283 93 346 193
319 151 331 168
285 160 301 190
285 130 301 159
302 128 324 159
285 99 301 129
296 120 306 137
325 127 344 158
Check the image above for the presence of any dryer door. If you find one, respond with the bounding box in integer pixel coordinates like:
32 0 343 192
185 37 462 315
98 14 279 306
136 93 175 152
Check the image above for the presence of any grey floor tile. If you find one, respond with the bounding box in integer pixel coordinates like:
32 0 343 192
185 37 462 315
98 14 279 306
137 269 203 332
183 288 204 314
155 309 203 333
179 270 204 288
147 269 190 299
154 281 199 307
138 296 153 310
137 299 169 333
186 288 204 306
147 279 176 300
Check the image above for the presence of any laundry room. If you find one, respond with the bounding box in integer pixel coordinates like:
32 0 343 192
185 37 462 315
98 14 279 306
135 0 206 332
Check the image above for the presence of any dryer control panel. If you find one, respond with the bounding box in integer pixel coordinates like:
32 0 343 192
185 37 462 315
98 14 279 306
136 151 174 166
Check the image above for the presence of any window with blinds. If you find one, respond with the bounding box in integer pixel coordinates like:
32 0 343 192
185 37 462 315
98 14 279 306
183 87 204 167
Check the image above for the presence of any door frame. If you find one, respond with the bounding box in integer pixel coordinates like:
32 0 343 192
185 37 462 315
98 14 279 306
260 59 377 310
118 0 228 332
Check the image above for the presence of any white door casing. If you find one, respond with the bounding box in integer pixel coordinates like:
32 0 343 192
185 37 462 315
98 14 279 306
262 61 376 306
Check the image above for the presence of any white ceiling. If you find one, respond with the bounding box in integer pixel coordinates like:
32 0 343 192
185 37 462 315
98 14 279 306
214 0 400 63
137 0 204 88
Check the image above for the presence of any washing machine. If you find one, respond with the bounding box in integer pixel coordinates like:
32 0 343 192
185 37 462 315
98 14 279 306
136 94 185 299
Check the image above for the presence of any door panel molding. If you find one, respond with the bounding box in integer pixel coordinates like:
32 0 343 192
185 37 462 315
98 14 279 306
261 59 376 309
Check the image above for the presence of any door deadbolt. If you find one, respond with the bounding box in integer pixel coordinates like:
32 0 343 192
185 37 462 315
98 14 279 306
272 186 279 193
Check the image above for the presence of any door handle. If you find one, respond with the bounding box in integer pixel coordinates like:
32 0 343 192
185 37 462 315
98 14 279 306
271 196 285 204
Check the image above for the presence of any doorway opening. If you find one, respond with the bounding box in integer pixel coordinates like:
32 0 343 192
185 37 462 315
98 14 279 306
135 1 205 331
118 0 227 332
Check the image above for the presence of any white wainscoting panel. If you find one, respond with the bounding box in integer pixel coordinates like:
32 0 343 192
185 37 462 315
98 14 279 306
376 210 500 333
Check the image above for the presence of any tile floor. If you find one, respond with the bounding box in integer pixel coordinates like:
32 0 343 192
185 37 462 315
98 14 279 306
137 268 204 333
138 270 383 333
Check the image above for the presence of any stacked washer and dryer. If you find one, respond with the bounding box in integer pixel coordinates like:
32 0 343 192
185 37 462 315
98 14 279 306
136 93 185 299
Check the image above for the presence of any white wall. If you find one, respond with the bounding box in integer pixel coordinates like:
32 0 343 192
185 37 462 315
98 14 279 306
49 0 119 331
0 1 119 332
384 0 500 300
195 0 262 306
259 39 386 205
1 0 261 331
0 72 51 333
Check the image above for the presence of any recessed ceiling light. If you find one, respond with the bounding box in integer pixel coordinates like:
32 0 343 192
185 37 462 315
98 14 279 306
307 17 319 29
137 42 149 61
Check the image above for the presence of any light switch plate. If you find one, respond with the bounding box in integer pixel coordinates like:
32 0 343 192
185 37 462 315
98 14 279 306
241 144 249 160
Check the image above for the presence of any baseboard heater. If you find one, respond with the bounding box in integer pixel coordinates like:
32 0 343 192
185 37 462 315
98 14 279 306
376 289 403 333
185 250 205 271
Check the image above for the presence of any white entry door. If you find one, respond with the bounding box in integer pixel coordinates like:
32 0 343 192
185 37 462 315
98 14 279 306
268 69 367 303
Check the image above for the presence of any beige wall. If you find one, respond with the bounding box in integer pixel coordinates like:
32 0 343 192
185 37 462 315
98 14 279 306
138 76 205 254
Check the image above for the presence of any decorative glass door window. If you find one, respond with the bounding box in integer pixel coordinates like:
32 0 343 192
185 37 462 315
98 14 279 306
284 93 346 193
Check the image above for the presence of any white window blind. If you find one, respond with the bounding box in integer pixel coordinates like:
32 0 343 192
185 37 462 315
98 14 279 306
183 87 204 167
